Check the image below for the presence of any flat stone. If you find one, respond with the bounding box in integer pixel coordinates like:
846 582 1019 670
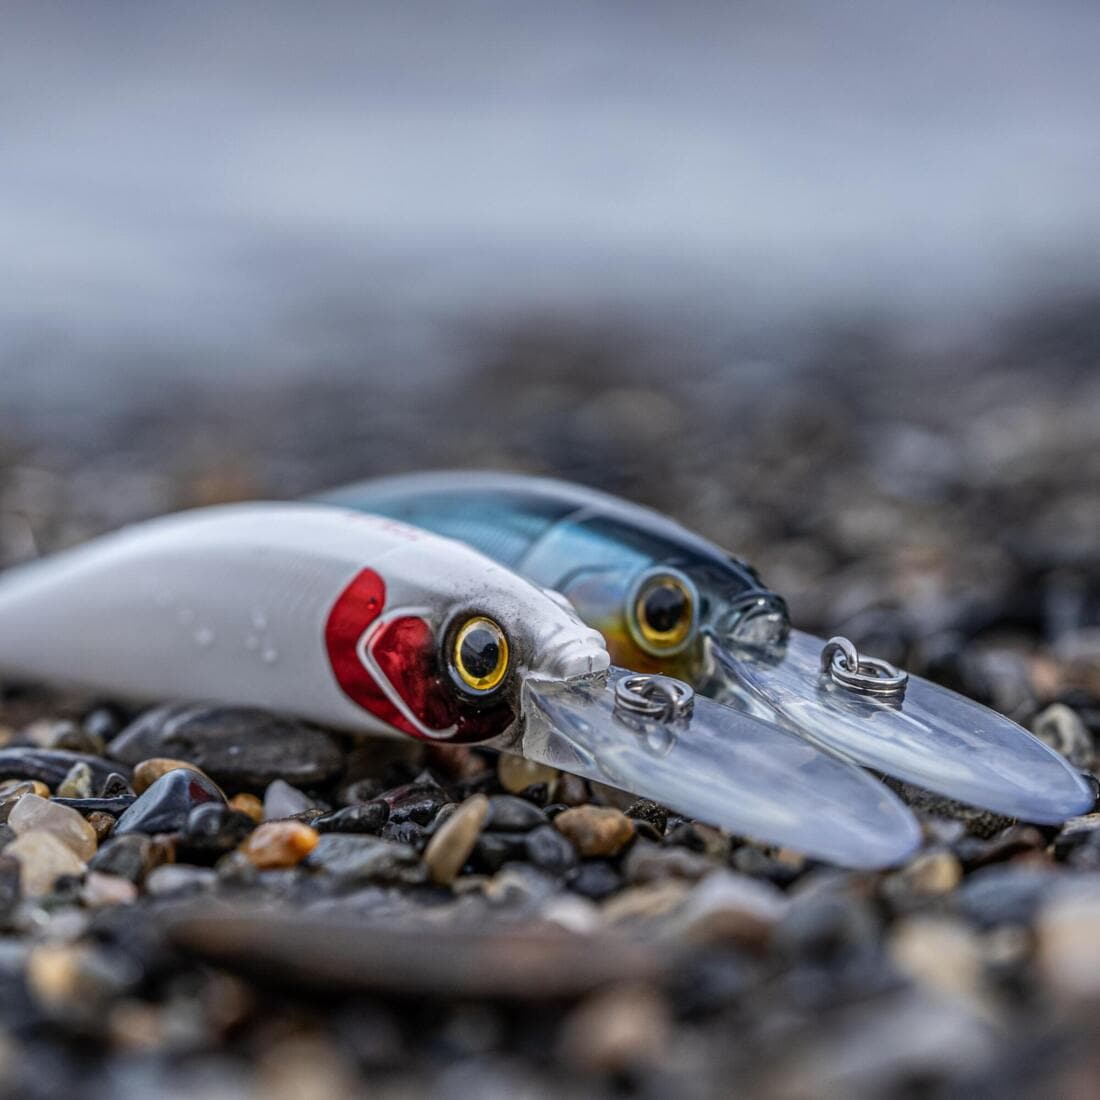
114 768 225 836
306 834 426 886
423 794 489 885
7 793 98 860
0 748 126 788
6 829 86 896
554 806 635 857
243 821 320 869
497 754 558 795
108 703 345 788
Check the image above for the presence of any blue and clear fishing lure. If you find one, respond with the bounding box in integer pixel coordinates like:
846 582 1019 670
319 471 1094 824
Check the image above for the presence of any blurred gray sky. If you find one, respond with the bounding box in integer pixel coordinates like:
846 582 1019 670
3 2 1099 400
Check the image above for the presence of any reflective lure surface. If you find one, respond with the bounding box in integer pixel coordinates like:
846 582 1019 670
0 502 922 867
320 472 1094 824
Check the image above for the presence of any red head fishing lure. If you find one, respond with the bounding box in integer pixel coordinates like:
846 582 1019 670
0 502 922 868
318 472 1094 825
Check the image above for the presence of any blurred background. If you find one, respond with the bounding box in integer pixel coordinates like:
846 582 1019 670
2 5 1100 1098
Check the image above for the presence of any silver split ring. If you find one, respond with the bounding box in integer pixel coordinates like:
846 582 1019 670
614 674 695 722
820 636 909 700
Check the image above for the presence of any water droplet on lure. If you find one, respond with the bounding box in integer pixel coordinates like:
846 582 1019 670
244 634 260 651
262 647 279 664
252 609 268 630
194 627 216 647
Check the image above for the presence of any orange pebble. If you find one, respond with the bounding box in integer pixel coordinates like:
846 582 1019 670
228 793 264 823
242 821 319 869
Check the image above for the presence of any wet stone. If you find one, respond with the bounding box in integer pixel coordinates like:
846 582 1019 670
525 824 578 874
83 707 122 742
55 761 94 799
306 834 427 886
313 801 389 835
243 821 320 869
554 806 635 858
52 795 137 816
178 804 255 859
89 834 161 884
133 757 212 795
1031 702 1094 770
485 795 546 832
263 779 315 821
383 779 446 826
108 703 345 788
0 748 126 789
497 753 558 795
8 793 98 860
6 829 86 896
114 768 225 836
424 794 489 885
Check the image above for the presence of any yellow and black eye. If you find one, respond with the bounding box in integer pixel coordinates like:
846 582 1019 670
452 616 510 693
632 573 696 653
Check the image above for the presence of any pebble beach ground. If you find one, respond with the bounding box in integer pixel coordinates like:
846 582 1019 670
1 303 1099 1099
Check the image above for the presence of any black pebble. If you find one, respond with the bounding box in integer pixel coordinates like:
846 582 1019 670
0 748 128 788
89 835 154 884
314 801 389 835
114 768 224 836
485 795 547 832
382 820 427 848
568 861 621 900
474 832 528 873
525 825 577 874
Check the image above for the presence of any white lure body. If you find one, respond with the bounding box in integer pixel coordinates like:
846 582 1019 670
0 503 609 740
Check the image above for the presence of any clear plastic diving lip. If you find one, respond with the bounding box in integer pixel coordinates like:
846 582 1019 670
709 629 1095 825
517 666 922 870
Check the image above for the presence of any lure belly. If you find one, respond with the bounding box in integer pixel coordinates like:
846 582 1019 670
0 502 921 868
319 472 1094 824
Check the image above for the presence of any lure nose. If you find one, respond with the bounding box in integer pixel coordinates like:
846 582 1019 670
723 592 791 648
534 626 611 681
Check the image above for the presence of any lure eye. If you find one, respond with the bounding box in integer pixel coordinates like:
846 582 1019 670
452 616 510 694
631 572 697 654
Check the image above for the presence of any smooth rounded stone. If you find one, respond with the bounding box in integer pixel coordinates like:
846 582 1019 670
0 748 126 788
263 779 315 821
179 803 255 858
569 861 622 901
622 839 715 884
473 831 528 873
80 871 138 908
670 870 788 948
525 825 578 874
558 982 670 1074
132 757 214 795
601 880 691 925
228 793 263 823
55 762 94 800
1035 881 1100 1000
497 753 558 795
554 806 635 858
1032 702 1094 770
305 834 427 886
954 825 1047 869
7 793 97 860
953 866 1060 930
314 802 389 835
89 834 164 884
114 768 225 836
6 830 86 896
484 795 546 832
243 821 320 869
144 864 217 897
883 850 963 902
424 794 489 885
889 917 986 1007
107 702 345 788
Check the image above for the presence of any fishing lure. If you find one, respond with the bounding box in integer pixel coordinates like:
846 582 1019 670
0 503 921 867
319 472 1094 824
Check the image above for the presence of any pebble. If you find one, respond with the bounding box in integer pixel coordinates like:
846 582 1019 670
555 773 590 806
80 871 139 908
484 795 546 832
601 880 690 925
525 824 578 874
132 757 213 795
889 916 986 1007
623 839 715 884
569 861 622 900
1035 883 1100 1000
228 793 264 823
243 821 321 869
7 793 98 860
1031 702 1094 769
114 768 225 835
144 864 217 897
473 830 528 873
263 779 315 821
26 943 140 1018
0 748 125 788
313 801 389 835
6 830 86 896
108 703 345 788
625 799 668 837
954 866 1060 929
180 803 256 856
88 834 165 884
306 834 427 886
99 773 134 798
558 983 670 1074
86 812 116 842
884 850 964 900
497 753 558 795
55 761 94 799
671 870 789 948
423 794 489 885
554 806 635 857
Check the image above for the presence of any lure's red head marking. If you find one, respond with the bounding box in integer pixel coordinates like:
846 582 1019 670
324 569 515 743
